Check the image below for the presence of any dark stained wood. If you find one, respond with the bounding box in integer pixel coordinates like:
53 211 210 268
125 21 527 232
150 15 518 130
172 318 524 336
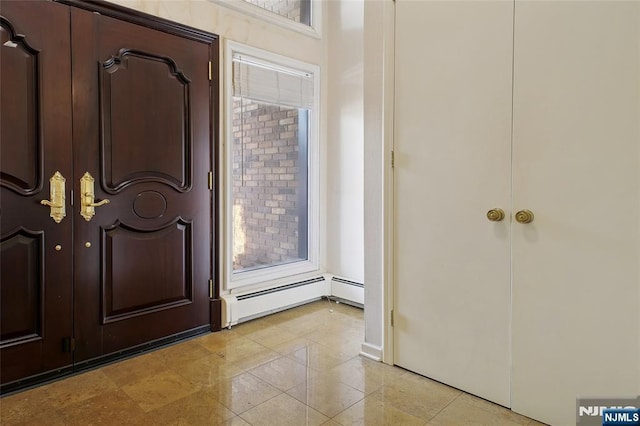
71 7 214 360
0 17 40 194
100 49 191 192
0 0 74 385
57 0 217 44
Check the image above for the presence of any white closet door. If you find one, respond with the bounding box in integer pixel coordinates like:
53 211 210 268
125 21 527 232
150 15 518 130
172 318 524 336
511 2 640 424
393 0 514 406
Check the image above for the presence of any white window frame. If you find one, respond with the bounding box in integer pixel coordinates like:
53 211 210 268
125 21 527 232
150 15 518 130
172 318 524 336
224 40 320 290
210 0 321 39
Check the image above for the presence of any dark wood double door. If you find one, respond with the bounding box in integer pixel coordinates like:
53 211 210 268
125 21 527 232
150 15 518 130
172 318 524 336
0 0 218 389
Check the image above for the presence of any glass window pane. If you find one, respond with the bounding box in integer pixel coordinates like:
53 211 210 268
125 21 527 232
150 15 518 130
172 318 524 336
241 0 311 26
232 97 309 273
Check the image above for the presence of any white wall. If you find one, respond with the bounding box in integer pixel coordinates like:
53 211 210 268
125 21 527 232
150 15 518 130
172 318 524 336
325 0 365 284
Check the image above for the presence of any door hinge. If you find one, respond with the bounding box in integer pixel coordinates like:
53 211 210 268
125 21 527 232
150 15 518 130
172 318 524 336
209 279 214 299
62 337 75 353
208 171 213 190
391 150 395 168
390 309 394 327
208 61 212 81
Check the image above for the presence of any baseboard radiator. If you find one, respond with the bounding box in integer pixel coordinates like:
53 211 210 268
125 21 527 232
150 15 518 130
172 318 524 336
221 277 329 327
220 274 365 327
330 276 364 307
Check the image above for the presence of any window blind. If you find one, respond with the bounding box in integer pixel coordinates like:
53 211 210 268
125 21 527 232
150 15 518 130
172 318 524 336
232 53 314 110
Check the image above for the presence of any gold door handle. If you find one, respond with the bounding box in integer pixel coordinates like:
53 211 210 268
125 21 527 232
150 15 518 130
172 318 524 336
80 172 110 221
40 171 66 223
486 208 505 222
515 209 534 224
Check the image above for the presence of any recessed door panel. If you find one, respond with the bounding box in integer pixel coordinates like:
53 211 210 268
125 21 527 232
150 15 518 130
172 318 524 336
102 219 193 323
100 50 191 193
0 229 44 344
0 18 41 194
0 0 73 386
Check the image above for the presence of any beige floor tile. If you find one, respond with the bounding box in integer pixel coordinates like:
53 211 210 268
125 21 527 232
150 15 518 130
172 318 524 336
222 416 253 426
249 355 313 391
276 314 327 337
303 328 364 356
427 394 528 426
172 353 247 387
231 346 283 371
100 351 168 387
327 356 408 395
268 336 316 355
286 374 364 417
1 409 66 426
232 316 280 335
42 369 118 409
154 339 214 366
240 393 329 426
208 372 281 414
195 329 248 352
287 342 355 372
201 334 273 363
448 393 531 425
0 385 58 425
144 388 236 425
369 373 461 421
60 389 145 425
527 420 549 426
121 369 200 412
333 397 426 426
242 324 301 348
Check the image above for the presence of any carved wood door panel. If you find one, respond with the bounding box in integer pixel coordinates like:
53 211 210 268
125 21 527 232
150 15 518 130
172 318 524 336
0 0 74 384
71 8 213 362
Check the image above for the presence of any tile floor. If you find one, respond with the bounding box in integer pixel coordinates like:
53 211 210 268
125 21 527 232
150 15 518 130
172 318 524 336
1 300 546 425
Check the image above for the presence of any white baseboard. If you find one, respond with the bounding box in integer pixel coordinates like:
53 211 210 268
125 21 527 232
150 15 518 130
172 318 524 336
360 342 383 361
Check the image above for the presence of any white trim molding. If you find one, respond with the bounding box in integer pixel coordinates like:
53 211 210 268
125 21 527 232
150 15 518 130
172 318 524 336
360 342 383 362
223 40 321 291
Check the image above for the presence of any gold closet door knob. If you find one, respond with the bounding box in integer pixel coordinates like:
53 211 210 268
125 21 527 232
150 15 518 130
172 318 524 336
515 209 534 224
486 208 505 222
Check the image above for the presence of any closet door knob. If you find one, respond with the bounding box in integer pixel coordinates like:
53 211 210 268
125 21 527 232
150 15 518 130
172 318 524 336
486 208 505 222
515 210 534 224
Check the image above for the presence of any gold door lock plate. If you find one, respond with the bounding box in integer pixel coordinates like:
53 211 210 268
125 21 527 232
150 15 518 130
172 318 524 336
80 172 110 221
40 171 66 223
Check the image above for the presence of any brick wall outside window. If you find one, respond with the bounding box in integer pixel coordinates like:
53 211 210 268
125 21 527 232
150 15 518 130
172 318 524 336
232 98 306 271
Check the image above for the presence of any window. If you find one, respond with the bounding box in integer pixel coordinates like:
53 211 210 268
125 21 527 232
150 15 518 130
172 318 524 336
225 42 319 289
241 0 311 26
210 0 320 38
